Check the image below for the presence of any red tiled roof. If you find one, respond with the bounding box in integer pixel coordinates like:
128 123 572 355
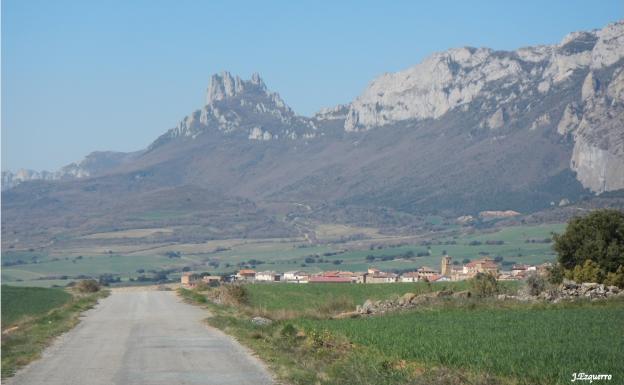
238 269 256 275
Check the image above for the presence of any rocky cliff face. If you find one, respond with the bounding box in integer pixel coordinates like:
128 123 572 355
343 21 624 192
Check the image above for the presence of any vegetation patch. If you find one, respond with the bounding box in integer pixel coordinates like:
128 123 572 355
1 285 109 378
2 286 72 326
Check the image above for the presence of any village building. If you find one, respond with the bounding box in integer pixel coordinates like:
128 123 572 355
417 266 439 280
308 276 352 283
463 257 499 277
236 269 257 282
283 271 309 282
400 271 420 282
365 270 399 284
256 271 282 282
202 275 223 285
181 272 201 287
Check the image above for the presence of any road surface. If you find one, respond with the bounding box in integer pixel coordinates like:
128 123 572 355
7 290 274 385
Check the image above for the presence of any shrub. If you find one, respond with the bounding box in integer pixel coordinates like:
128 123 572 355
75 279 100 293
525 274 547 296
547 264 565 285
470 273 498 297
604 266 624 288
566 260 604 283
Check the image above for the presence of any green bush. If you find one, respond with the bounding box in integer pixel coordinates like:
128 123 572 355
566 260 604 283
470 273 498 297
604 266 624 288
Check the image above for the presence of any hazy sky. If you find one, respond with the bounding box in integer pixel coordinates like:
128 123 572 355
2 0 621 171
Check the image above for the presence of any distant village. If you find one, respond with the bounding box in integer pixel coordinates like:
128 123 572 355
181 255 552 287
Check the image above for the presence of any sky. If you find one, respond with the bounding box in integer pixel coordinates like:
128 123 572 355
2 0 622 171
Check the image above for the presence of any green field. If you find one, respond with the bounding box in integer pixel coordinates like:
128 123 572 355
1 285 72 326
301 300 624 385
245 282 471 312
193 279 623 385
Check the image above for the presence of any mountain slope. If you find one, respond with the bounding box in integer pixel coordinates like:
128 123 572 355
3 21 623 248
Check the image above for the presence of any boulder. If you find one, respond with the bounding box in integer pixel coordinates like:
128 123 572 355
402 292 417 304
452 290 471 299
251 316 273 326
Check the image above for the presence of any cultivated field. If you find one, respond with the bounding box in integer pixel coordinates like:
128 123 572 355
1 286 71 326
302 300 624 385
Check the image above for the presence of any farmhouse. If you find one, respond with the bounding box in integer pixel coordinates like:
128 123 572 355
236 269 257 282
202 275 223 285
256 271 282 282
181 272 201 287
283 271 309 282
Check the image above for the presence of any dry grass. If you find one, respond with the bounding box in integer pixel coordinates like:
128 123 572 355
80 228 174 239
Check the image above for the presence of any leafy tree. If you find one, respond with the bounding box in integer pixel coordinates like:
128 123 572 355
553 210 624 274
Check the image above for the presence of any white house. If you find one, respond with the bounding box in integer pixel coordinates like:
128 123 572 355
256 271 282 282
283 271 309 282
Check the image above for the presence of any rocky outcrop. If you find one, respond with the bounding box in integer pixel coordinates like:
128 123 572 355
502 282 622 303
342 21 624 192
151 72 318 147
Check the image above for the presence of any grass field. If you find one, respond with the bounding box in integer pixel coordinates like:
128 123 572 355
244 282 472 313
187 280 623 385
301 300 624 385
1 286 109 378
1 286 72 326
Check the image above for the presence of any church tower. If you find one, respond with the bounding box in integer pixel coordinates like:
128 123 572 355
441 255 452 276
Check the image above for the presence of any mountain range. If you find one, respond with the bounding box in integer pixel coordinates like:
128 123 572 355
3 21 624 249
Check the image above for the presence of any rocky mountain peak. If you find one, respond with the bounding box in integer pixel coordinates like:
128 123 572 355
206 71 267 105
150 72 318 147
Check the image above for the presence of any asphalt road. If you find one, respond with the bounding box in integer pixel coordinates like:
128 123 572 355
7 290 274 385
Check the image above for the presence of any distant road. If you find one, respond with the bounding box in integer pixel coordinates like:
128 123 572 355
7 290 274 385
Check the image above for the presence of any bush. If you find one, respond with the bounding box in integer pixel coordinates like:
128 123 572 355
604 266 624 288
75 279 100 293
547 264 565 285
525 274 547 296
470 273 498 297
566 260 604 283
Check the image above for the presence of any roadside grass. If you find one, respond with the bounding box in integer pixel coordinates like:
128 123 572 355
179 283 623 385
1 287 109 379
1 285 72 326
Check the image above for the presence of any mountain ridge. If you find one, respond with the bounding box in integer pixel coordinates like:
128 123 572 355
3 21 623 248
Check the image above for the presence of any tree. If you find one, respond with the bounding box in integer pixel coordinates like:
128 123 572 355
553 209 624 279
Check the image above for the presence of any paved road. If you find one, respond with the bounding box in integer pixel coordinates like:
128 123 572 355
7 290 274 385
